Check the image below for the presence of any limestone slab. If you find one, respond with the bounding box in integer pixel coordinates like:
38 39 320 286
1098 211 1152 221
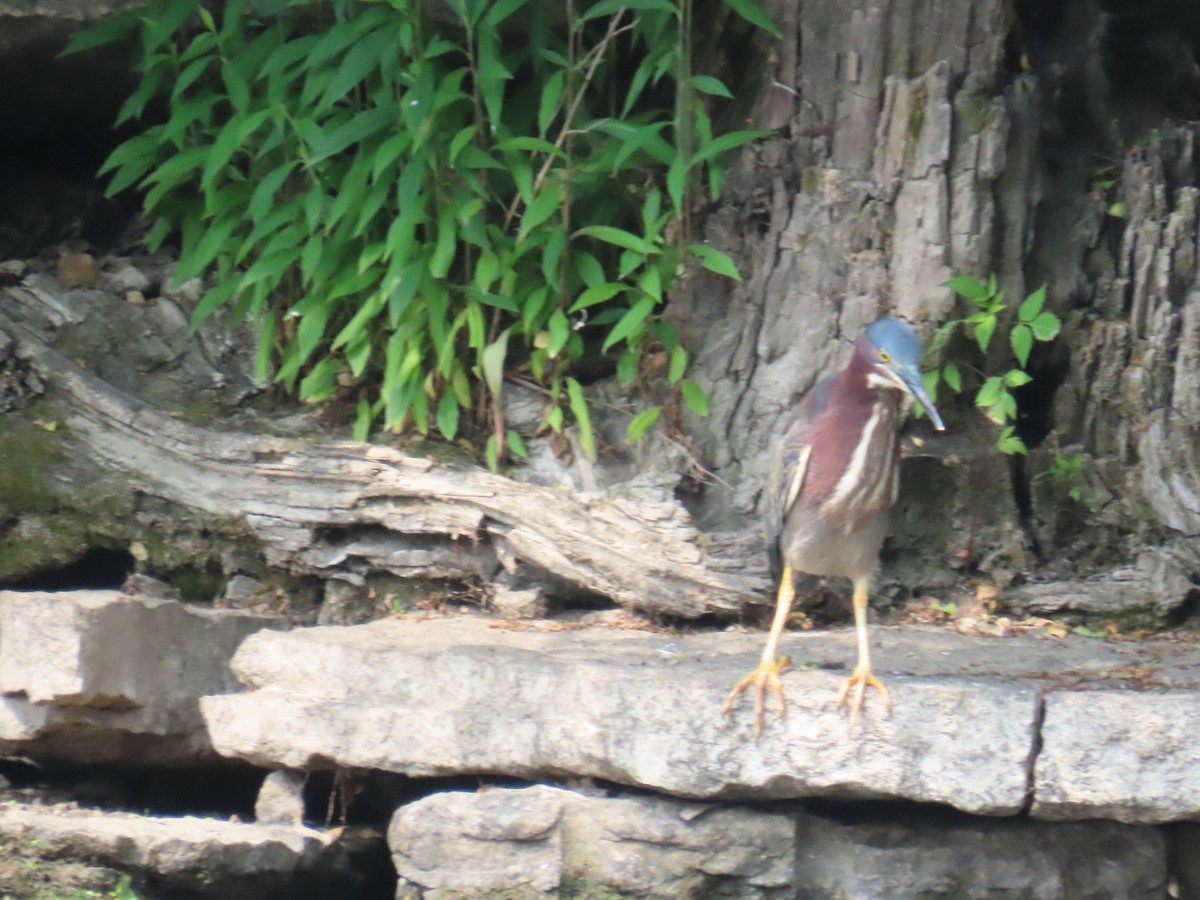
0 590 285 763
793 809 1167 899
0 802 354 900
203 617 1040 814
1033 690 1200 824
389 785 795 899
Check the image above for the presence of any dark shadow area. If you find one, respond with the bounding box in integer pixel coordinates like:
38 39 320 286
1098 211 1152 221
0 546 135 592
0 19 139 258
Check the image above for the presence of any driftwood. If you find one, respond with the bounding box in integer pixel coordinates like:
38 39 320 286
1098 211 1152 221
0 305 767 617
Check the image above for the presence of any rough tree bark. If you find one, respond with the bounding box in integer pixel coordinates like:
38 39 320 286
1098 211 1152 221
2 0 1200 624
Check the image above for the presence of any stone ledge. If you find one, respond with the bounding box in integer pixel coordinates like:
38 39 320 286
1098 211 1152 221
196 617 1048 815
388 785 1171 900
0 801 374 900
200 615 1200 822
0 590 286 764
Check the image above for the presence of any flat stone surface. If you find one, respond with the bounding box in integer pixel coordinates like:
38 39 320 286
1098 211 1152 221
390 785 795 899
793 808 1167 899
0 801 343 900
203 616 1055 814
1033 690 1200 824
0 590 285 763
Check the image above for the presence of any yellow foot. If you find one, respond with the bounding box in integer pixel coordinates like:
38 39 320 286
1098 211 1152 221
836 668 891 725
723 656 790 737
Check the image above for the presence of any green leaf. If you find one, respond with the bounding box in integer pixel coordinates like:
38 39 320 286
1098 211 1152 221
176 215 238 283
189 278 238 328
570 283 625 313
921 369 939 407
1031 311 1061 341
668 345 688 383
496 136 568 158
617 348 639 383
944 275 988 300
429 206 457 279
519 182 563 239
61 6 142 54
666 156 686 213
1011 323 1033 368
565 377 595 460
482 328 510 398
448 125 476 165
538 70 564 137
1018 284 1046 322
688 244 742 280
299 357 340 402
248 162 297 223
436 390 459 440
680 379 710 416
626 406 662 443
974 314 997 353
975 376 1004 409
687 75 734 98
687 129 770 168
507 430 529 459
722 0 781 36
547 308 570 357
317 27 391 110
475 251 499 292
574 225 657 255
353 398 374 442
602 296 657 352
1109 201 1127 218
575 252 605 288
331 292 385 350
484 433 501 472
1004 369 1033 387
308 106 394 163
997 425 1027 455
541 230 566 287
942 362 962 392
485 0 529 26
477 28 510 124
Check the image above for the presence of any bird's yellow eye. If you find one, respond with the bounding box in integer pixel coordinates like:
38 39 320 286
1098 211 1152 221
878 349 891 363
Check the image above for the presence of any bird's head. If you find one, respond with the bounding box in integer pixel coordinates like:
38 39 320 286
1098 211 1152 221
859 318 946 432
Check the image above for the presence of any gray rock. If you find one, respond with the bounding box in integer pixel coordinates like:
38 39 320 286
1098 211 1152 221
256 770 306 826
317 579 379 626
1010 545 1200 617
392 786 564 897
390 785 795 899
793 809 1167 899
490 584 546 619
223 574 265 606
0 801 341 900
1033 690 1200 824
203 617 1039 814
0 590 285 764
103 263 152 294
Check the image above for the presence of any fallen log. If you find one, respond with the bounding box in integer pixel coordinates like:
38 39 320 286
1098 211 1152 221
0 305 767 617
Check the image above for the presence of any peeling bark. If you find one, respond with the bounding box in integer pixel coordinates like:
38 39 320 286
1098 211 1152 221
0 308 766 617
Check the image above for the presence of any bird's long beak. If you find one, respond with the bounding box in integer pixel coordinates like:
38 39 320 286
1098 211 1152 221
898 365 946 432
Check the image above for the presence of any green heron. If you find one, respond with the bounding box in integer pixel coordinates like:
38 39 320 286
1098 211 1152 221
725 318 945 734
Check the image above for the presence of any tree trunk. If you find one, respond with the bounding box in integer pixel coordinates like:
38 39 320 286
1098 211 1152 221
2 0 1200 623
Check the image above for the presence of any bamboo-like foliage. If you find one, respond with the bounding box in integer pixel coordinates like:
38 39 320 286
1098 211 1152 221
68 0 775 468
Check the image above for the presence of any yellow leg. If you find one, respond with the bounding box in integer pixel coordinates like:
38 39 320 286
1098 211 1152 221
724 565 795 737
835 577 891 724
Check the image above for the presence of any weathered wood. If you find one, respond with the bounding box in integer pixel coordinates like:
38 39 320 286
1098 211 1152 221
0 308 767 617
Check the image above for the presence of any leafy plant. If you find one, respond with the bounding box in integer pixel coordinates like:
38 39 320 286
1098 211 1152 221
924 274 1062 454
67 0 773 469
1048 452 1084 502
